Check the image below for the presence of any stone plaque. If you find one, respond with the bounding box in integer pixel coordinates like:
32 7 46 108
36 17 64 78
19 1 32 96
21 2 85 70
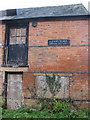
48 39 70 46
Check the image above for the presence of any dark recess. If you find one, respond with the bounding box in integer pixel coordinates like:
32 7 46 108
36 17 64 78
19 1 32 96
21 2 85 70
6 9 17 16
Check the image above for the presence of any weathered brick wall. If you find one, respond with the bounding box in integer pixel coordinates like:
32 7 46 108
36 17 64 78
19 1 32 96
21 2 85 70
70 74 88 100
28 47 88 72
28 20 88 72
29 20 88 46
0 24 5 96
0 24 5 65
23 73 35 98
0 20 89 108
26 20 88 103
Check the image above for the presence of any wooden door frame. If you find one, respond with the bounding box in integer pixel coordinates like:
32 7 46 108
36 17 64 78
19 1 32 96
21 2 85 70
3 22 29 67
5 72 23 109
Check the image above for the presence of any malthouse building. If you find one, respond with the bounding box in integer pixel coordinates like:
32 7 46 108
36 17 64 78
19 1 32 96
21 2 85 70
0 4 89 109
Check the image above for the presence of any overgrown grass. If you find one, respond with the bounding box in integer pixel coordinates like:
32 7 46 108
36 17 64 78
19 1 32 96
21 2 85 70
2 107 88 119
1 98 89 119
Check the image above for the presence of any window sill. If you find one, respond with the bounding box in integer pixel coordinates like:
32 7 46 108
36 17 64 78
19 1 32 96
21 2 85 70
0 66 29 72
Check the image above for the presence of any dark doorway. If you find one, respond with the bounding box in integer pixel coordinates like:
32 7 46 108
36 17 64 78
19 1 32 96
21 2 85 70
4 24 28 66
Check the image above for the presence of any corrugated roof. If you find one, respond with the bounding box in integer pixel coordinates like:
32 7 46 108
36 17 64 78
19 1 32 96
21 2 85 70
0 3 89 21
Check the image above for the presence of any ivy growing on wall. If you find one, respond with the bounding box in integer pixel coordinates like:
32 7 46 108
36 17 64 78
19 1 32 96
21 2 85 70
27 74 61 98
46 74 61 97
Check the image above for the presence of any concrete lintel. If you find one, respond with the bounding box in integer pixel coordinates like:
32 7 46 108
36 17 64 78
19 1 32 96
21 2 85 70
33 73 72 77
0 67 29 72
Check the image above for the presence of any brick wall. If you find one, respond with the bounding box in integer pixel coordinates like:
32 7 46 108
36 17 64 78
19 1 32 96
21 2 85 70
28 20 88 72
23 73 35 98
0 19 89 108
27 19 88 103
70 74 88 100
0 24 5 65
0 24 5 96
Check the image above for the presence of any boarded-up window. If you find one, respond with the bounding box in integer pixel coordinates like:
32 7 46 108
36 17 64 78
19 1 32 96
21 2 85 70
10 28 26 44
7 73 24 110
35 76 69 98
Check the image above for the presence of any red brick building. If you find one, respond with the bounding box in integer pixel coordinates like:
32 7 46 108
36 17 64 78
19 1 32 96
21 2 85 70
0 4 89 109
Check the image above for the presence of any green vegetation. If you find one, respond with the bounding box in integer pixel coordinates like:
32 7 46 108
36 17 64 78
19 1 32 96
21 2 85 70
1 74 89 119
45 74 61 97
1 98 89 119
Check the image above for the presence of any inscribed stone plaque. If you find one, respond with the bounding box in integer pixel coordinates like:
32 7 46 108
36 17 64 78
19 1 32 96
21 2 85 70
48 39 70 46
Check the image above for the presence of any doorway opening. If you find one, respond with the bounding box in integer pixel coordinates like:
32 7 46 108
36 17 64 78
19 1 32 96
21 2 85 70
5 72 24 110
